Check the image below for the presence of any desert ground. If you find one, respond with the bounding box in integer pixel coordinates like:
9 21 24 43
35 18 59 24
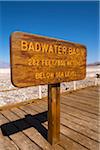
0 65 100 107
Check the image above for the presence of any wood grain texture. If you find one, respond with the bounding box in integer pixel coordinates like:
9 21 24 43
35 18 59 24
0 86 99 150
10 31 87 87
48 83 60 145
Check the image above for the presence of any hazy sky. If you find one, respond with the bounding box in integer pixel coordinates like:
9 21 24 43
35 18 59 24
0 1 99 64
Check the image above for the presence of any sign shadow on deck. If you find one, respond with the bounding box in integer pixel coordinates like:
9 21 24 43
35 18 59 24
1 111 48 140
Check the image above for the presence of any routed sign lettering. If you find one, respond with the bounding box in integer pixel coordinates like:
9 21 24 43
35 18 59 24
10 32 86 87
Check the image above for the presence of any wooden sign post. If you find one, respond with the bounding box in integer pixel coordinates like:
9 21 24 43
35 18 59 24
10 31 86 145
48 83 60 144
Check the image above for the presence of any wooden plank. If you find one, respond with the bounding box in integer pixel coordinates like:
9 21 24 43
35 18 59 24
74 90 99 99
65 94 99 108
27 99 100 142
61 96 99 115
21 96 99 150
0 86 99 150
76 89 99 98
20 87 61 146
62 88 99 102
26 103 46 113
29 99 99 133
26 88 100 125
61 104 99 126
83 86 99 92
25 92 100 131
60 117 99 142
48 83 60 145
43 121 88 150
52 121 99 150
20 105 41 115
0 113 19 150
30 105 98 149
59 134 88 150
26 102 48 113
10 31 86 87
61 98 99 118
1 110 42 150
12 107 64 149
60 124 99 150
62 92 99 108
10 108 52 150
43 120 99 150
24 128 64 150
91 87 99 92
52 144 64 150
60 112 99 133
0 134 18 150
30 106 89 150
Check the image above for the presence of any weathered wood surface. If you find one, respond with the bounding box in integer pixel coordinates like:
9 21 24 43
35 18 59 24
10 32 86 87
48 83 60 145
0 86 99 150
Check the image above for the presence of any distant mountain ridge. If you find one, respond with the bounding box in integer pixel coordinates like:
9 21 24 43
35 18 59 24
87 62 100 66
0 61 9 68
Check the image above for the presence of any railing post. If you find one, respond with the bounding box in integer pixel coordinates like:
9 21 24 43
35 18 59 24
73 81 76 90
39 86 42 99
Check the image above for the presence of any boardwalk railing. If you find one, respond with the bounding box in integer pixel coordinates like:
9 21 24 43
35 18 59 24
38 77 100 99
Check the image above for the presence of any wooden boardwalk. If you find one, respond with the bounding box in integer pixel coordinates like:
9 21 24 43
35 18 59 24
0 86 99 150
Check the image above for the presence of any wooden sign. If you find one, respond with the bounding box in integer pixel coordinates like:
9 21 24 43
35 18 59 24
10 31 87 145
10 32 86 87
